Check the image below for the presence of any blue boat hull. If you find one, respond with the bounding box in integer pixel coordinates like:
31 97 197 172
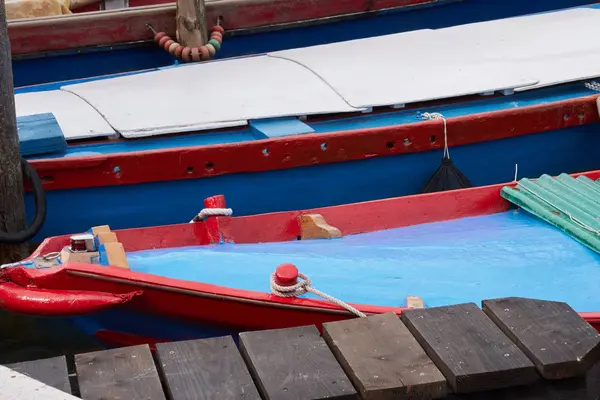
25 122 600 241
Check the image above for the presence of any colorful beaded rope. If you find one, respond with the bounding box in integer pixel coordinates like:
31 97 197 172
147 24 224 63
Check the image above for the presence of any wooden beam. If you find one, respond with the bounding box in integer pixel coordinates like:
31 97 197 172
0 0 26 263
176 0 207 48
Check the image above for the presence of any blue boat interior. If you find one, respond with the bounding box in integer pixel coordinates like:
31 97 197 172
126 209 600 313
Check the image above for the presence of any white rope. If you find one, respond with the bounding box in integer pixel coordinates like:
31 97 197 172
270 272 367 318
189 208 233 223
420 112 450 158
585 81 600 92
514 163 519 182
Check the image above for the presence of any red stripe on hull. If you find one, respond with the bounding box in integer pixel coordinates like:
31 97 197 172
28 95 600 193
3 264 600 339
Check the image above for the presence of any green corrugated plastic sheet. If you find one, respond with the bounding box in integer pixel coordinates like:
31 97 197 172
500 174 600 255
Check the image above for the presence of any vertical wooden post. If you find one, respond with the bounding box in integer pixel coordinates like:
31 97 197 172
176 0 207 48
0 0 26 263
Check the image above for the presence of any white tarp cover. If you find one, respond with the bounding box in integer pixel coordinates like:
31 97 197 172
14 6 600 140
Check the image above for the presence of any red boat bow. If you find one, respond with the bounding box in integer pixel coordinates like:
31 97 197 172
0 266 142 316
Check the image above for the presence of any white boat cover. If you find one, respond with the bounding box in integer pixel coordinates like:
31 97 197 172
13 6 600 140
15 91 116 140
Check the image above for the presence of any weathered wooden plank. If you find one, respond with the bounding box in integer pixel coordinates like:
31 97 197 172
483 297 600 380
0 364 80 400
239 324 358 400
401 302 538 394
155 335 260 400
5 356 71 394
322 312 447 399
75 344 166 400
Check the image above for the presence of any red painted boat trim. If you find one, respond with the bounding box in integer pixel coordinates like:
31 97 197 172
0 280 142 316
8 0 449 56
15 168 600 333
28 95 600 193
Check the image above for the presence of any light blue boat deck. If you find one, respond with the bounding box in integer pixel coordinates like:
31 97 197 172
127 209 600 312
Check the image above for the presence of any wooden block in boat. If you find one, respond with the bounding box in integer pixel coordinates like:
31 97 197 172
322 312 447 399
405 295 424 309
299 214 342 240
91 225 111 235
239 325 357 399
482 297 600 380
5 356 72 395
75 344 165 400
401 302 538 394
95 231 117 245
60 247 99 264
155 336 260 400
104 242 129 269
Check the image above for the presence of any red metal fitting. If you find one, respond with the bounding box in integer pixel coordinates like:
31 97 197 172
275 263 299 286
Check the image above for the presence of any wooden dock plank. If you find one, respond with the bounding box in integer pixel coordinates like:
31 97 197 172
239 324 358 399
322 312 447 399
5 356 71 394
0 364 79 400
401 302 539 394
75 344 165 400
155 335 260 400
483 297 600 380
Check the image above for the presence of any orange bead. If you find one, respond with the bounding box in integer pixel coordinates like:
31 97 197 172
191 47 201 62
154 32 167 43
212 25 225 35
182 47 192 62
174 45 184 59
163 39 175 51
205 43 216 57
158 36 171 48
199 46 210 61
210 32 223 43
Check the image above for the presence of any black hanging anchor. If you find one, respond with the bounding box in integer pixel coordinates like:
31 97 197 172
419 112 472 194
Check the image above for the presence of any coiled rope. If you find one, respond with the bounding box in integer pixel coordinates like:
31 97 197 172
270 271 367 318
0 158 46 244
189 207 233 223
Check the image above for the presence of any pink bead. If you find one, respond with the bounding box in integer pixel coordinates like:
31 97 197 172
154 32 167 43
191 47 201 62
158 36 170 48
212 25 225 35
182 47 192 62
205 43 216 57
199 46 210 61
210 32 223 43
174 45 184 59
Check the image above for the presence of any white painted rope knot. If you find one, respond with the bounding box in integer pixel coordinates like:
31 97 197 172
189 208 233 223
420 112 450 158
270 272 367 318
